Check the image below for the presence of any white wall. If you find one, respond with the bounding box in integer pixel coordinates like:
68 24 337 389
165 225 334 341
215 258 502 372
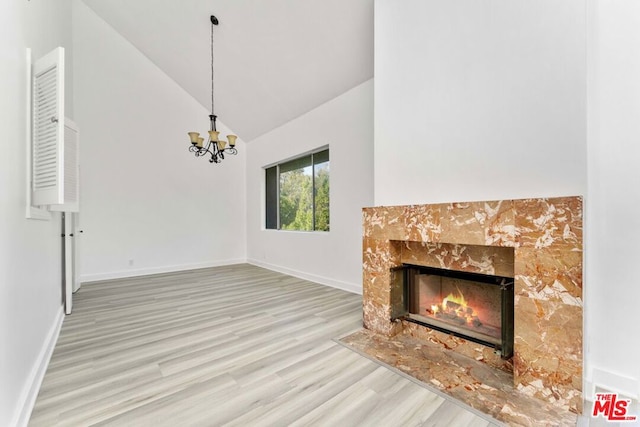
246 80 374 293
0 1 73 425
585 0 640 399
374 0 586 206
375 0 640 402
73 2 246 282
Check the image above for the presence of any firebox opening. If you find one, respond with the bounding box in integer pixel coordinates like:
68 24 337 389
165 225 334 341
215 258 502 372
397 265 514 358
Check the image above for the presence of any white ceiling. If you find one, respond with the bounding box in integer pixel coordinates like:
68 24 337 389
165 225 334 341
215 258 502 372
81 0 374 142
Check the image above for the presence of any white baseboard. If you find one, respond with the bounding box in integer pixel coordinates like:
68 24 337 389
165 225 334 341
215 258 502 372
80 259 247 283
12 305 64 427
247 258 362 295
585 367 640 401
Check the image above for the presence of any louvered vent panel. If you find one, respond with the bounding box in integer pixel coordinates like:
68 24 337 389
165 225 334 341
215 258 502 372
32 47 64 206
33 66 59 191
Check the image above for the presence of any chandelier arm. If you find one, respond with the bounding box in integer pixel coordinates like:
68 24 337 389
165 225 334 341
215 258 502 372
189 146 208 158
189 140 218 158
202 141 217 157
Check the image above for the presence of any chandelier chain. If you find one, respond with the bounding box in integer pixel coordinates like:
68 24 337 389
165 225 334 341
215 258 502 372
211 19 215 116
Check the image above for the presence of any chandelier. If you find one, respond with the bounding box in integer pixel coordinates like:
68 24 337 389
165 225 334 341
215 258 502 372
187 15 238 164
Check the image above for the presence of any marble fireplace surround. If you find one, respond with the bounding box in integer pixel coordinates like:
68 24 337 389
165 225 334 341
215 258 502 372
362 196 583 414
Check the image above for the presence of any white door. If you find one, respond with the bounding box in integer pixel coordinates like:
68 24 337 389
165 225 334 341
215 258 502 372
63 213 73 314
53 118 79 314
63 212 83 314
72 212 82 293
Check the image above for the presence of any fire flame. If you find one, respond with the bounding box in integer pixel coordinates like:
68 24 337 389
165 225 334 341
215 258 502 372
443 292 467 308
428 288 482 328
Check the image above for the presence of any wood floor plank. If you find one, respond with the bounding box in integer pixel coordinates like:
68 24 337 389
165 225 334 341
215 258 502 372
29 264 500 427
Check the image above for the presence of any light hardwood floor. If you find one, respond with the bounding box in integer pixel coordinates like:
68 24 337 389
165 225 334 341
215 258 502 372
29 264 500 426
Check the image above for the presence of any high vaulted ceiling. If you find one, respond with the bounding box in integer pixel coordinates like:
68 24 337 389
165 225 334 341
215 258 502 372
82 0 374 142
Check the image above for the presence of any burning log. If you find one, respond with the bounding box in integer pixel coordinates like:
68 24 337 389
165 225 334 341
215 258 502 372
452 315 467 325
445 300 461 311
426 289 485 329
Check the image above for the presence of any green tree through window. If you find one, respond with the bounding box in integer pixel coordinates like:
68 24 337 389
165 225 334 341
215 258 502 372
313 155 329 231
265 149 329 231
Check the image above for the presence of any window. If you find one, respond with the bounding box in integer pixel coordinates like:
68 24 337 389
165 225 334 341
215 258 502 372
265 148 329 231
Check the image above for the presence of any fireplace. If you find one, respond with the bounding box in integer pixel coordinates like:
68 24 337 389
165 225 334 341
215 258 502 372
393 265 514 358
361 196 583 414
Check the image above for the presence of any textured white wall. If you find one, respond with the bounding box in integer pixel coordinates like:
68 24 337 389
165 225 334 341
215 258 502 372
73 2 246 282
246 80 374 293
585 0 640 399
0 1 73 425
374 0 586 206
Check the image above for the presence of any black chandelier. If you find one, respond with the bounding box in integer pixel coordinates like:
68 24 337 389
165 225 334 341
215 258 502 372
187 15 238 164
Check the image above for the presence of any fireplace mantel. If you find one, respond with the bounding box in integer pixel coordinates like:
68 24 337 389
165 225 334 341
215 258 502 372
362 196 583 414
